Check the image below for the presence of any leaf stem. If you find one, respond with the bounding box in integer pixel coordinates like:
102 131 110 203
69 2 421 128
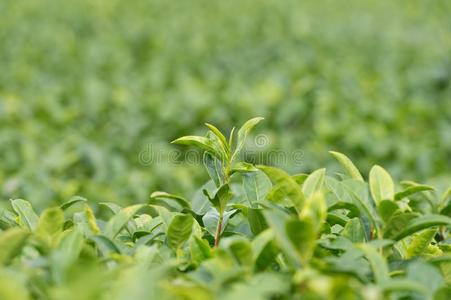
214 213 223 247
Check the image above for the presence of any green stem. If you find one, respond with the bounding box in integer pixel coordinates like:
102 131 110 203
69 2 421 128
214 213 223 247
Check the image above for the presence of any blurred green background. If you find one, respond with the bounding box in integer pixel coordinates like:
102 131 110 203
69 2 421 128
1 0 450 208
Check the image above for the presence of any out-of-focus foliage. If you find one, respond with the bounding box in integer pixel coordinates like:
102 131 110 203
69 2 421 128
1 120 450 300
1 0 450 208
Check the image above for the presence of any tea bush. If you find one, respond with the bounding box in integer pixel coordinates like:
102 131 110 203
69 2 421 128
0 119 450 299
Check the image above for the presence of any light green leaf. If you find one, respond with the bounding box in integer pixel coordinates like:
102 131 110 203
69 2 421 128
252 229 274 261
357 244 389 283
0 269 30 300
60 196 87 210
203 152 225 187
172 135 221 160
225 237 254 267
150 191 191 210
104 204 145 238
286 218 316 263
167 213 193 251
231 162 258 174
263 209 301 267
51 228 84 283
36 207 65 247
205 122 230 156
203 183 232 214
377 200 399 223
369 165 395 203
258 165 305 212
392 214 451 241
190 236 212 265
202 208 236 236
341 218 365 243
73 205 100 237
191 180 215 215
90 235 121 256
242 170 272 207
302 168 326 198
395 184 434 201
0 228 29 265
99 202 122 215
329 151 364 181
10 199 39 231
0 208 17 229
405 228 438 258
233 117 264 159
378 279 427 294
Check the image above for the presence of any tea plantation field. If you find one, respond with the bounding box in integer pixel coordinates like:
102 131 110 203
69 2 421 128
1 0 450 208
0 1 451 299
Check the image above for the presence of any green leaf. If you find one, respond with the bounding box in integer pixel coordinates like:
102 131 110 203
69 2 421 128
90 235 121 256
258 165 305 213
150 191 191 211
252 229 274 261
329 151 364 181
286 218 316 263
343 181 379 235
392 214 451 241
202 208 236 236
300 192 327 231
383 212 418 240
233 117 264 159
328 202 360 218
73 205 100 237
357 244 389 283
405 228 438 258
190 236 212 265
51 228 84 283
0 208 17 229
36 207 65 247
0 270 30 300
242 170 271 207
205 123 230 156
407 261 444 295
103 204 145 238
203 152 225 187
0 228 29 265
341 218 365 243
302 168 326 198
395 184 434 201
172 135 222 160
10 199 39 230
192 180 216 215
248 208 268 235
60 196 87 210
99 202 122 215
292 173 308 185
377 200 399 223
378 279 427 294
167 214 193 251
369 165 395 203
203 183 232 214
227 237 254 267
231 162 258 174
263 209 301 267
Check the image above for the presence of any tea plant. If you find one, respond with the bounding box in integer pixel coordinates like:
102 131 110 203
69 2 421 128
0 118 450 300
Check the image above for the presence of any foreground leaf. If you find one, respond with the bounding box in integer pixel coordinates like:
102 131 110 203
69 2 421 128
369 165 395 204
